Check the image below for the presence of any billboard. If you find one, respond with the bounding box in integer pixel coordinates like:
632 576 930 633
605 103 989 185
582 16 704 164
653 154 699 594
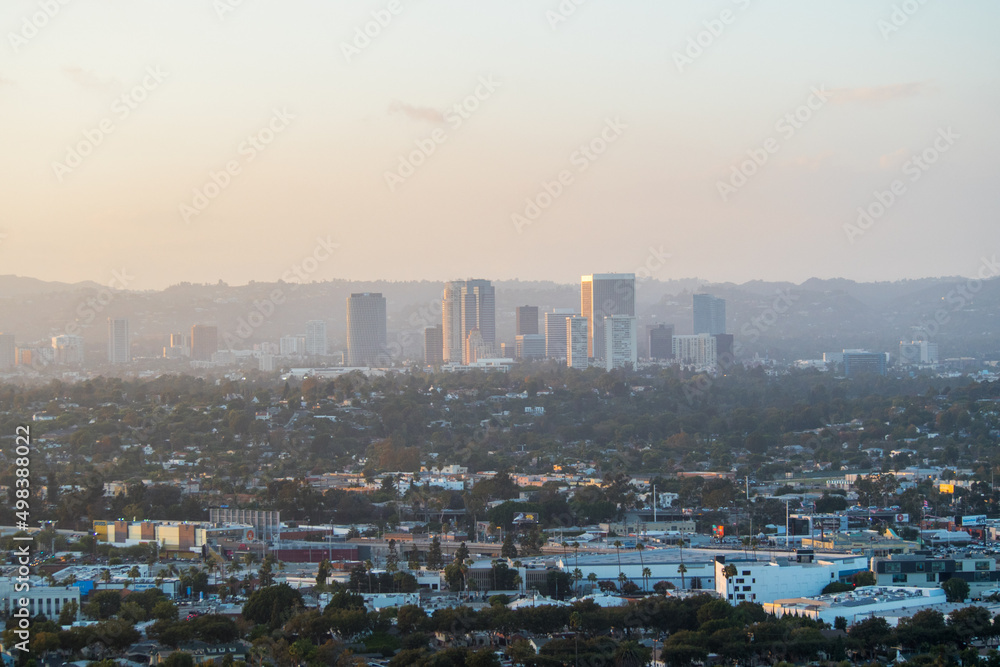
962 515 987 527
894 513 910 523
939 483 955 494
513 512 538 524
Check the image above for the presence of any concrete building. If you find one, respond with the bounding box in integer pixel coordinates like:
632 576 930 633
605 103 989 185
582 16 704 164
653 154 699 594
715 551 870 604
581 273 635 360
515 334 546 360
545 308 577 359
899 340 939 365
566 316 589 369
0 582 80 620
604 315 637 371
648 324 673 360
763 586 947 626
279 335 306 356
51 334 84 365
0 333 15 369
871 552 1000 596
107 318 130 363
305 320 328 356
190 325 218 361
347 292 388 367
516 306 539 336
424 325 443 366
673 333 717 368
693 294 726 335
461 280 495 363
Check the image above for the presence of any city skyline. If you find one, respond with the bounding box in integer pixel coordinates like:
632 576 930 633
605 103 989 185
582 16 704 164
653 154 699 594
1 2 998 290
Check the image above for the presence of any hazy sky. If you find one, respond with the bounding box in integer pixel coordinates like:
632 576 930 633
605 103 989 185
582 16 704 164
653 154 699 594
2 1 999 290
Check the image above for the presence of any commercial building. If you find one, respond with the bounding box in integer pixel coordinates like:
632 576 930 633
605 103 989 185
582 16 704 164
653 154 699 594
424 325 444 366
604 315 637 371
209 508 281 541
107 318 130 363
899 340 939 365
581 273 635 360
347 292 388 366
566 316 589 369
190 325 218 361
843 350 888 377
305 320 328 356
0 582 80 620
515 334 546 360
442 279 496 364
545 308 577 359
279 335 306 356
673 333 717 368
51 334 84 365
0 333 15 369
648 324 673 360
871 552 1000 596
516 306 539 336
693 294 726 335
763 586 947 626
715 551 870 604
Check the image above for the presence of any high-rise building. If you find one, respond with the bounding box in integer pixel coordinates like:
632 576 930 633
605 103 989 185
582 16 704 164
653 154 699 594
566 316 589 369
899 340 939 365
545 308 577 359
673 334 717 368
461 280 495 363
107 318 130 364
424 325 443 366
581 274 635 360
693 294 726 335
347 292 387 366
52 335 85 366
279 335 306 356
190 325 218 361
604 316 638 371
713 333 734 361
442 281 464 364
305 320 328 356
515 334 546 360
516 306 539 336
0 333 15 369
465 328 493 364
843 350 887 377
648 324 674 360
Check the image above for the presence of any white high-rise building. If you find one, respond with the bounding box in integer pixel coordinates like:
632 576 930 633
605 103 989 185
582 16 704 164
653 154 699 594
566 316 589 369
107 318 131 364
899 340 939 365
279 335 306 356
581 274 635 360
51 335 84 366
305 320 328 356
673 334 717 368
604 315 637 371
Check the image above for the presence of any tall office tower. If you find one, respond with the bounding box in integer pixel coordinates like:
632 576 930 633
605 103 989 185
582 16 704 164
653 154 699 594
604 316 638 371
545 308 577 359
424 325 443 366
581 274 635 360
279 335 306 356
107 318 131 363
190 325 219 361
461 279 495 363
51 335 85 365
693 294 727 335
566 316 589 369
347 292 388 366
713 333 734 361
516 306 539 336
465 328 494 364
170 333 186 348
648 324 674 360
441 281 464 363
305 320 328 356
673 334 717 368
0 333 15 369
516 334 546 360
899 340 939 365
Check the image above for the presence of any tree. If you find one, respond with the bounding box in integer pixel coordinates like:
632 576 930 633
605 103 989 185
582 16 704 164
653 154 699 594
587 572 598 594
242 584 303 627
427 536 443 569
848 616 892 659
949 605 994 648
942 577 970 602
500 533 518 559
851 570 876 587
678 563 688 590
317 559 331 588
454 541 470 564
613 640 650 667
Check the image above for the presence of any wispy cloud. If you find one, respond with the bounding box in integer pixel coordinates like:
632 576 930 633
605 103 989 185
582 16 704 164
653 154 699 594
63 66 119 91
388 101 446 124
829 82 928 105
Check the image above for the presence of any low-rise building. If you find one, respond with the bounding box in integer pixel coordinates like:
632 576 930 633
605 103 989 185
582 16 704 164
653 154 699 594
715 550 870 604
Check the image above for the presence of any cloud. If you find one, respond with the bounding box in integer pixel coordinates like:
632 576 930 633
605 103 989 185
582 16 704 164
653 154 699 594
63 66 119 91
388 101 446 124
829 82 928 105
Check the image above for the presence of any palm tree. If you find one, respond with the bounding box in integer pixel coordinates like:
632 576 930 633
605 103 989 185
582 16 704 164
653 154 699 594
613 540 623 579
617 571 628 592
569 611 582 667
100 569 111 585
678 563 688 591
587 572 598 594
722 563 738 600
572 568 583 595
613 640 647 667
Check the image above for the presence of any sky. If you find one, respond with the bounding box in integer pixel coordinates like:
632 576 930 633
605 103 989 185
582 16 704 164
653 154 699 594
1 0 999 290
